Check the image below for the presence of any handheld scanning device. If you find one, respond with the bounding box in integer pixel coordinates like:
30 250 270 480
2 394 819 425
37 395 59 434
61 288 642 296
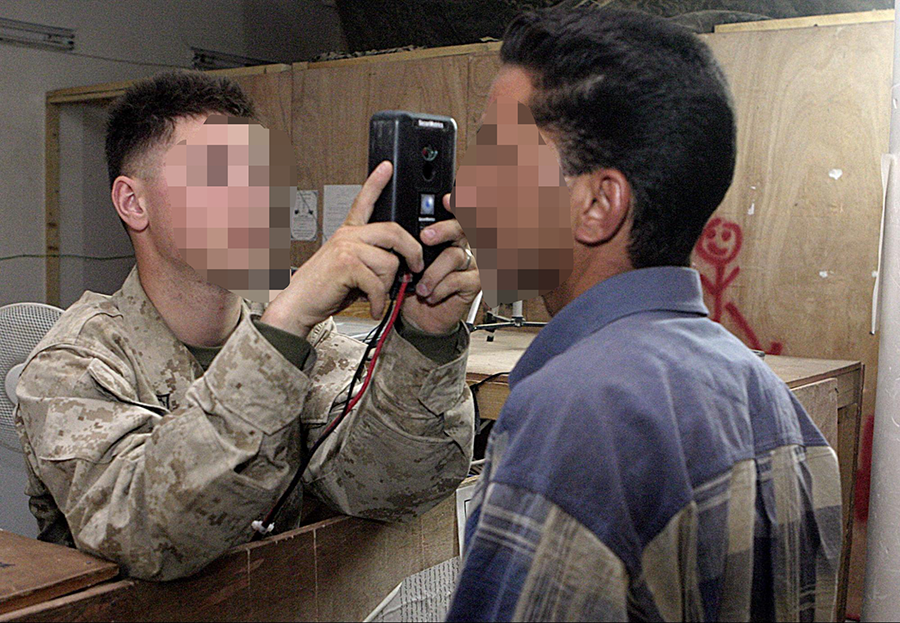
367 110 458 296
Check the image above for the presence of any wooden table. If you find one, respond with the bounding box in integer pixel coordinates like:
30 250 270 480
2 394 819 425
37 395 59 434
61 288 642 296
466 328 864 622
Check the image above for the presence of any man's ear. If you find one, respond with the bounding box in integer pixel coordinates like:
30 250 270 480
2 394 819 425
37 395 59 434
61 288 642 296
111 175 149 234
572 168 632 246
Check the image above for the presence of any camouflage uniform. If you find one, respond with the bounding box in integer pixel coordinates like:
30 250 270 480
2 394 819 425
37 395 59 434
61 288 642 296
14 267 473 580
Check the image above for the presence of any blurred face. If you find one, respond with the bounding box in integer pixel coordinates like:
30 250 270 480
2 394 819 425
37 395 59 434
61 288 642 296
161 114 295 303
451 95 572 309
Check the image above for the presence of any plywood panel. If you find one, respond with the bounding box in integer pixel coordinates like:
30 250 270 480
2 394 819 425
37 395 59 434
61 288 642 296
291 54 470 268
696 25 890 616
695 22 888 379
0 580 138 623
246 529 317 621
131 550 250 623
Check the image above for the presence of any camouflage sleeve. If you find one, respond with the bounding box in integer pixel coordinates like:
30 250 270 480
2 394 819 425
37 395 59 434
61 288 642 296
16 316 310 581
300 322 475 521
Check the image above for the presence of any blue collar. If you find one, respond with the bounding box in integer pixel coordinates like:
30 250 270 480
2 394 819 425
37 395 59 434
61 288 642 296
508 267 709 388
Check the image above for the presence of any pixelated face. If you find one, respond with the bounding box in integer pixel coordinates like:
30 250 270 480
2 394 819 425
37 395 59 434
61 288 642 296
162 114 295 303
451 96 572 308
695 216 742 265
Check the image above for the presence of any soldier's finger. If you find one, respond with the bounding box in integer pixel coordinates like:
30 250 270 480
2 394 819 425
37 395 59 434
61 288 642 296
354 221 424 273
415 246 470 298
420 218 465 247
344 161 393 226
425 270 478 305
352 242 401 291
352 262 389 319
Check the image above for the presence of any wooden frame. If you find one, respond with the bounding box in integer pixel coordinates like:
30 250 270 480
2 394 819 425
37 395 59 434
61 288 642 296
715 9 894 33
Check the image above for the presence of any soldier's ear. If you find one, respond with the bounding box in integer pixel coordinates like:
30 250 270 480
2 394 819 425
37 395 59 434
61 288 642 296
111 175 149 234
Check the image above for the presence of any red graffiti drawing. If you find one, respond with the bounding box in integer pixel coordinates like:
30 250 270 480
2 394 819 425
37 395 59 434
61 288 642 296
695 217 783 355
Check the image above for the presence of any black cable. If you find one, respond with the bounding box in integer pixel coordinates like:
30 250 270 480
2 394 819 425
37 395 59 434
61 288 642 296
252 285 406 539
336 300 396 414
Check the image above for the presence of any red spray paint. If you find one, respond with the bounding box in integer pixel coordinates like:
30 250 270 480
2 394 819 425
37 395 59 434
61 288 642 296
695 217 784 355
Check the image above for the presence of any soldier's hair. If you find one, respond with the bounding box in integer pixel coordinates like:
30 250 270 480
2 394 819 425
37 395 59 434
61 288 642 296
500 7 736 269
105 70 256 188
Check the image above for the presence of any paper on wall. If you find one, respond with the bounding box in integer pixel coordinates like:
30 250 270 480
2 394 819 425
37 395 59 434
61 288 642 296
323 184 362 241
291 189 318 241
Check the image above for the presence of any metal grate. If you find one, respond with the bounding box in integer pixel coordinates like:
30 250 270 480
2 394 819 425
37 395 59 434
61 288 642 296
0 303 63 452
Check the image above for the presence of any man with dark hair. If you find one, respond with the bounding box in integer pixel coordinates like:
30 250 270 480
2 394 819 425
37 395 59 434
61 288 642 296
447 7 840 621
14 70 480 581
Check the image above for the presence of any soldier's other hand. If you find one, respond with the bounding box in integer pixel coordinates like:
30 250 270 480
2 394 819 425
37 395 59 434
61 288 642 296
261 161 423 338
400 193 481 335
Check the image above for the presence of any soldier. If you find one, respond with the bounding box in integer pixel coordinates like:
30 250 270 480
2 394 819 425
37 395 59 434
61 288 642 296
14 71 479 581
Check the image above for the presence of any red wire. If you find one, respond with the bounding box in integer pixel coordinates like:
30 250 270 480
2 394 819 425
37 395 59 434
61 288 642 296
254 277 411 536
319 277 410 439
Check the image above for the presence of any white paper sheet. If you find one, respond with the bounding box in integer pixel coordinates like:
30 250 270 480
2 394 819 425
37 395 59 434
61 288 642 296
365 558 461 623
455 483 478 554
874 154 895 334
323 184 362 241
291 189 318 241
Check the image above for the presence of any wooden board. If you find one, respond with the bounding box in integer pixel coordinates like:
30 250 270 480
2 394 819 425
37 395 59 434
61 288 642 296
714 9 894 33
291 54 470 268
792 378 839 455
0 492 458 623
694 21 888 405
0 529 118 615
44 103 61 307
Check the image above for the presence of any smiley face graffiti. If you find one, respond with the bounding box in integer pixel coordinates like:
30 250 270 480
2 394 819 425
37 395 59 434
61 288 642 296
694 216 783 356
695 217 742 267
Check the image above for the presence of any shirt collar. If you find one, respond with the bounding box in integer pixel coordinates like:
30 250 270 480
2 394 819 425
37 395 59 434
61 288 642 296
112 266 252 399
508 266 709 388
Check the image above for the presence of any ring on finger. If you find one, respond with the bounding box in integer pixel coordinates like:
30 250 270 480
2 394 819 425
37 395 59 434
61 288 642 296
461 247 474 272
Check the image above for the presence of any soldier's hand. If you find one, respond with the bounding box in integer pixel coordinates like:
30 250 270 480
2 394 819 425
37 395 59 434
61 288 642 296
260 161 423 338
400 194 481 335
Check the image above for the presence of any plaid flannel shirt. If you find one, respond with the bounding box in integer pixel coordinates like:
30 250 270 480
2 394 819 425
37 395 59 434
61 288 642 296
447 267 841 622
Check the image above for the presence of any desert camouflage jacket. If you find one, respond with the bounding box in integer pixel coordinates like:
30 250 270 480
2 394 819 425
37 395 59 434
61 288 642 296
14 267 474 580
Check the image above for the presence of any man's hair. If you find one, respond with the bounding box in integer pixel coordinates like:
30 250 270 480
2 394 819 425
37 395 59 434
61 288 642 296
500 7 736 268
105 71 256 188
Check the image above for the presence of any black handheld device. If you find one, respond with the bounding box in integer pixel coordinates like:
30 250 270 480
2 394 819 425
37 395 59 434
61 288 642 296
367 110 458 293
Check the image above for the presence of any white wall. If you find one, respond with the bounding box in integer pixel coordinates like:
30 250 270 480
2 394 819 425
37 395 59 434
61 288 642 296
0 0 345 537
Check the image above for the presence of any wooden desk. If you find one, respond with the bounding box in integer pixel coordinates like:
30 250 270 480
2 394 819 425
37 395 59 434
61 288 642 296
465 328 864 622
0 530 117 616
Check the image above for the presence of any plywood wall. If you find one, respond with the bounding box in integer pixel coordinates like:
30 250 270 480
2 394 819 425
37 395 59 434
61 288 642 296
699 24 892 615
291 49 480 268
284 24 890 614
286 24 888 418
